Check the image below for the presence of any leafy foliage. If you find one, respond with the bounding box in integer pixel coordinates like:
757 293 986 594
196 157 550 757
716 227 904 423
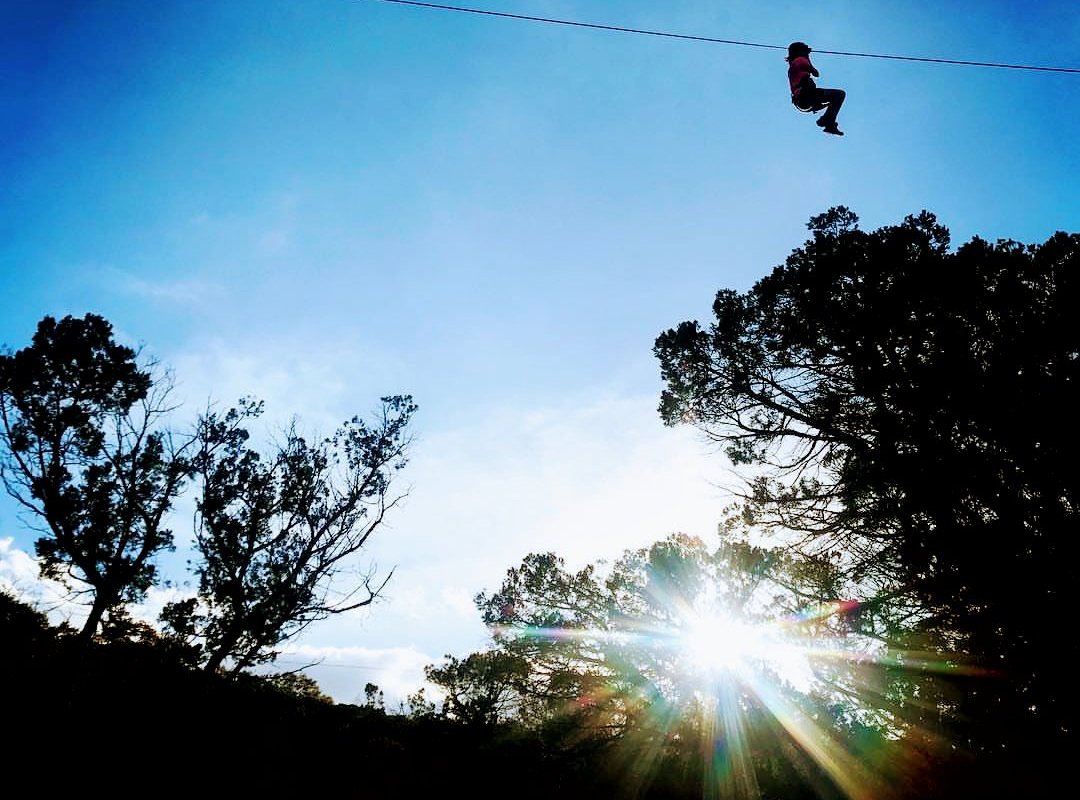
1 313 417 682
162 394 417 673
426 533 921 798
265 670 335 703
0 314 194 640
654 208 1080 791
424 649 530 725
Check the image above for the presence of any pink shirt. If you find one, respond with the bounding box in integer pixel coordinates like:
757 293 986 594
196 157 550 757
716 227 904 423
787 55 818 97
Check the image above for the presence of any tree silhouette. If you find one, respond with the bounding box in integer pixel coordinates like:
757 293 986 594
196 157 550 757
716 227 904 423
0 314 194 641
429 533 919 798
162 394 417 674
423 650 529 726
654 208 1080 793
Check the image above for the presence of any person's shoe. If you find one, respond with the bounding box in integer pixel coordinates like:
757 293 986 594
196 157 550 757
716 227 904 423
816 117 828 127
822 124 844 136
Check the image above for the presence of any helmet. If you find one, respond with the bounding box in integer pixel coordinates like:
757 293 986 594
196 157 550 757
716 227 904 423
787 41 811 59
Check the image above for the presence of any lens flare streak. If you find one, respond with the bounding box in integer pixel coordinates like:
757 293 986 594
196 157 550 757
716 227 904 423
489 593 982 799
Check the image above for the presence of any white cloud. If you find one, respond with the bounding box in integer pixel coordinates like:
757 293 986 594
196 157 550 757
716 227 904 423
289 388 736 700
0 536 46 595
369 389 733 583
0 537 195 630
104 267 223 305
0 379 740 709
167 335 402 438
270 643 439 710
0 536 85 628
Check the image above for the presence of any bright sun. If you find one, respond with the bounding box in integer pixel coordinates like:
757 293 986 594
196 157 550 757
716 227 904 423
504 584 897 799
676 602 816 692
682 611 763 673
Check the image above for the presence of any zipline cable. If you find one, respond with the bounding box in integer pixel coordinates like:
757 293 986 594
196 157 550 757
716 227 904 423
365 0 1080 75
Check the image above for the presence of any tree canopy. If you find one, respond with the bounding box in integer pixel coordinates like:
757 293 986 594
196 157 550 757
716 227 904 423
1 313 417 677
426 533 922 799
654 207 1079 793
163 394 417 673
421 207 1079 794
0 314 193 640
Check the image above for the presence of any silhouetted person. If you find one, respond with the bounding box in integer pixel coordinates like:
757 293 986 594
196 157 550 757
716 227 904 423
787 41 846 136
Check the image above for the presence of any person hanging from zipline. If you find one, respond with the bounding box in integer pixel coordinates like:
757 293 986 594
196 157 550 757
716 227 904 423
787 41 846 136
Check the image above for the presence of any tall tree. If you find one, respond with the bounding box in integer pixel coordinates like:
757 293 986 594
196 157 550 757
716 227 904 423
162 394 417 674
654 208 1080 792
0 314 193 640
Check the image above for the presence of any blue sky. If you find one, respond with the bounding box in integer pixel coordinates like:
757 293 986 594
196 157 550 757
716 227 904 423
2 0 1077 707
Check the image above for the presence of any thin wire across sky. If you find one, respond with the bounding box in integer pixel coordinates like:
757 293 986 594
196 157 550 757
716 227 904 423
366 0 1080 75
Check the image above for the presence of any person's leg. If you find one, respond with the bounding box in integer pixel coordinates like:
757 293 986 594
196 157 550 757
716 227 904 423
817 88 846 128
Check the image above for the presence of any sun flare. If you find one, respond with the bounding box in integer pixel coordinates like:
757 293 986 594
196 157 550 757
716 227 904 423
670 589 817 693
681 610 764 674
495 584 930 800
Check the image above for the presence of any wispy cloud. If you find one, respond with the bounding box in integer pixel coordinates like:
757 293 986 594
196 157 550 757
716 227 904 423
166 334 404 437
271 643 438 709
0 536 84 627
373 390 733 580
288 388 734 700
102 266 223 305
